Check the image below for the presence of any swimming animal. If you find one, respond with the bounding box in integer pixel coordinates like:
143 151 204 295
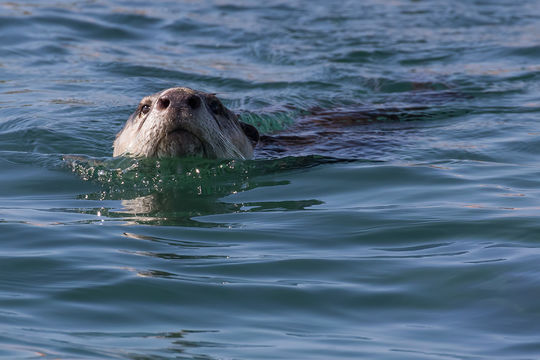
113 87 259 159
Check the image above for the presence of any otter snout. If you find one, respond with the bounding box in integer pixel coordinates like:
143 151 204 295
155 90 201 113
156 96 170 111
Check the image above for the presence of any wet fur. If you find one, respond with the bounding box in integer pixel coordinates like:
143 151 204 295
114 87 259 159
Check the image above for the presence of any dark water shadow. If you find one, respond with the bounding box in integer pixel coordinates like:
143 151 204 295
253 91 471 159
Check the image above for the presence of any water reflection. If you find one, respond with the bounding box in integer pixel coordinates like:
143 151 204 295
68 156 330 226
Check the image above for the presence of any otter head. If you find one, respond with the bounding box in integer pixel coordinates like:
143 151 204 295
113 87 259 159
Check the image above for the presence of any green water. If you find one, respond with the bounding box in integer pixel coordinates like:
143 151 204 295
1 0 540 359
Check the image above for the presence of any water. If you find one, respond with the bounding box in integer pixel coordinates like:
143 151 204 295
2 0 540 358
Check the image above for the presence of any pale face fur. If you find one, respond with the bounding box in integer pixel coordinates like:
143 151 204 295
113 87 258 159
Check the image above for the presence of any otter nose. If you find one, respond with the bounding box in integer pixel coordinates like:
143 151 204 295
156 96 170 111
186 94 201 110
156 94 201 111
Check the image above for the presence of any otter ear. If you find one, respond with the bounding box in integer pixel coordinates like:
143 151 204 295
239 121 259 146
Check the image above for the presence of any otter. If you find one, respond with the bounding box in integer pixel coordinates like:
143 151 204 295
113 87 259 159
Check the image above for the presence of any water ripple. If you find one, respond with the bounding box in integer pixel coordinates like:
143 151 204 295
1 0 540 359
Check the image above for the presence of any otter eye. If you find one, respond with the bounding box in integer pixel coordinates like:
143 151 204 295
209 99 223 115
140 104 150 115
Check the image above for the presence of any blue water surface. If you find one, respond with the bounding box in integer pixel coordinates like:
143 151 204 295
1 0 540 359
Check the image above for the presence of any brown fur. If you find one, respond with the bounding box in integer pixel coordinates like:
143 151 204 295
114 87 258 159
